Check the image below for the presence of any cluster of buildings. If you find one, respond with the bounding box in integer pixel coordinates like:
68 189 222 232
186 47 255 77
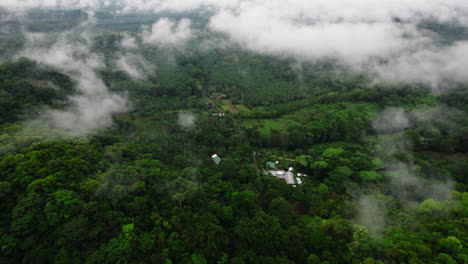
211 155 306 186
265 161 305 186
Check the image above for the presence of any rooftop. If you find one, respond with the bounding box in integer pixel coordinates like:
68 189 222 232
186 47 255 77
268 169 296 185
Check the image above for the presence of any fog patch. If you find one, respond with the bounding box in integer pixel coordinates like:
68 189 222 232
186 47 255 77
372 107 410 134
355 193 392 235
410 105 465 132
178 112 196 128
370 42 468 93
210 10 415 63
205 0 468 92
355 106 457 235
18 32 127 137
116 52 154 80
2 0 468 92
120 33 138 49
386 162 454 208
141 18 193 48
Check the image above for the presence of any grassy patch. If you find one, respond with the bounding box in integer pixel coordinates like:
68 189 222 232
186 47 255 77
117 114 167 134
235 104 252 114
220 104 231 112
218 99 240 113
243 118 298 136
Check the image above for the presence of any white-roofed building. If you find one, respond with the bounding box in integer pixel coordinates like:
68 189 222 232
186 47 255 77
266 165 305 185
268 169 296 185
211 154 221 165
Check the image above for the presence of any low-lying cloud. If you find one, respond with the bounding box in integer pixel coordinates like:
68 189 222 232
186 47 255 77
120 33 138 49
178 112 196 128
206 1 468 91
356 106 457 234
210 7 414 62
355 193 392 235
371 42 468 91
2 0 468 92
116 52 154 80
141 18 193 48
372 107 410 134
19 33 127 136
1 0 468 135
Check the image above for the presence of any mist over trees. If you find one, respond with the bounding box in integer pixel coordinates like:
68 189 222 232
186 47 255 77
0 1 467 264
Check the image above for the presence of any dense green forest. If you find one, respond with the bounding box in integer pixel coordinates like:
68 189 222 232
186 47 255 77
0 7 467 264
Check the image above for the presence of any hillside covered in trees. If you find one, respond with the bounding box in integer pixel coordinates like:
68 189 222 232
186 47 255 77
0 1 467 264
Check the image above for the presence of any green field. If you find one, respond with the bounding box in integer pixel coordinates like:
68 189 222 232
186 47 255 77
242 118 299 135
235 104 252 114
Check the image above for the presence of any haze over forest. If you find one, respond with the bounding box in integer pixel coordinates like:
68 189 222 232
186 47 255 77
0 1 466 264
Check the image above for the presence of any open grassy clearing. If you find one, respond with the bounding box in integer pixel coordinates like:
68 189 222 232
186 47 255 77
235 104 252 114
242 118 299 135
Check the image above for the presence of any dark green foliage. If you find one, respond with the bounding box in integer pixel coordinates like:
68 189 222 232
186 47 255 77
0 23 466 264
0 58 75 124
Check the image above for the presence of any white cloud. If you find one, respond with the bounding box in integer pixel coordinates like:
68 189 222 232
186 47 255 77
386 162 454 205
2 0 468 91
356 105 457 234
116 52 154 80
372 106 464 135
19 33 127 136
355 193 390 235
0 0 98 10
178 112 196 128
371 42 468 91
372 107 410 134
120 33 138 49
210 9 414 63
118 0 240 13
141 18 193 47
205 0 468 90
